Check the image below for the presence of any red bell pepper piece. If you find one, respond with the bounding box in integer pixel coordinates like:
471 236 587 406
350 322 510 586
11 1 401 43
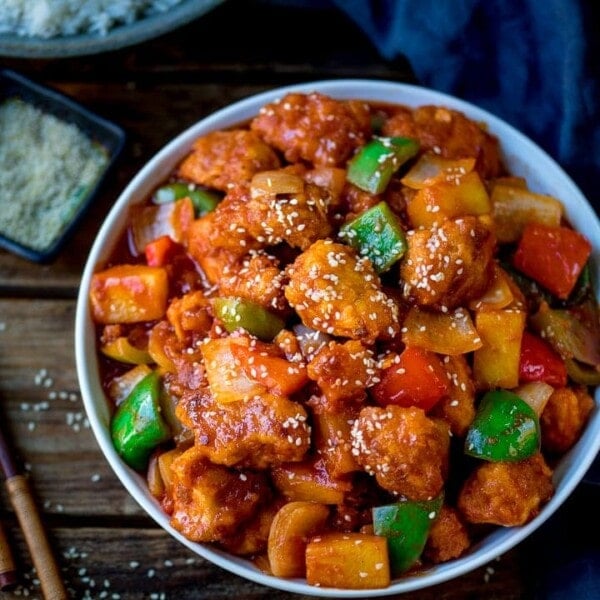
519 330 567 386
144 235 179 267
512 223 591 300
371 346 449 411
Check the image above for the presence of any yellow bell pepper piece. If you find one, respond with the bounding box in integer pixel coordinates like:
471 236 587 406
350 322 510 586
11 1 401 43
101 336 153 365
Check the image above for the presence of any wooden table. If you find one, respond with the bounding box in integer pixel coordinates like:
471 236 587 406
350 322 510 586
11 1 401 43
1 1 598 598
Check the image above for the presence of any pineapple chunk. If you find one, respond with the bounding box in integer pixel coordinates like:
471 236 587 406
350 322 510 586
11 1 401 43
90 264 168 323
306 533 390 589
267 501 329 578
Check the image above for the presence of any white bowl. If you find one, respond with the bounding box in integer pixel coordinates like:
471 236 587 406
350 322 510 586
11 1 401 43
75 79 600 597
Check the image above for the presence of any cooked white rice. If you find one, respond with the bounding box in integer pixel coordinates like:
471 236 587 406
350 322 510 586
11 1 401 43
0 0 186 38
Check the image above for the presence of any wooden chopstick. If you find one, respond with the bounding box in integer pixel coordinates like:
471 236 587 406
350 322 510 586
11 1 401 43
0 420 68 600
0 517 17 590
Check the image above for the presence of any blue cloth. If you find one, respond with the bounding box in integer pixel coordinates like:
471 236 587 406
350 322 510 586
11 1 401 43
331 4 600 592
332 0 600 209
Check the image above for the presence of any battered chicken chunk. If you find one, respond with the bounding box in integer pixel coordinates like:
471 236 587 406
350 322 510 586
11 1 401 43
166 290 213 342
423 506 471 563
187 187 260 283
401 216 495 310
285 240 400 343
176 387 311 469
251 92 371 167
169 446 269 542
245 170 332 249
382 105 501 179
431 355 476 437
218 250 288 313
457 453 553 526
340 182 380 220
307 340 379 409
541 387 594 454
219 500 285 556
148 320 205 393
177 129 281 191
350 405 450 501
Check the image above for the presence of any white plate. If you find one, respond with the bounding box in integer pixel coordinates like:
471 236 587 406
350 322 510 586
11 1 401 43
75 79 600 597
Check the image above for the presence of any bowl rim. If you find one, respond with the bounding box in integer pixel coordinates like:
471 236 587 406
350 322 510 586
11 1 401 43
75 78 600 597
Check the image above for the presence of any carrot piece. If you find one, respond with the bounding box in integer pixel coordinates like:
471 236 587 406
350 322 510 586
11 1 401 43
231 341 308 397
144 235 179 267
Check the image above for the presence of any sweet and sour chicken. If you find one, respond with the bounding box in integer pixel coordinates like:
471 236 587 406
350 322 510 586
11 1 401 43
90 91 599 590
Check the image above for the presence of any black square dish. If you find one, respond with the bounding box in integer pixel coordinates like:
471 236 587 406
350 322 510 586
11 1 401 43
0 68 125 262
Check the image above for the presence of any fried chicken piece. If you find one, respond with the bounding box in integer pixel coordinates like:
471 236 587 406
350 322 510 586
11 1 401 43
187 186 260 284
169 446 269 542
457 453 554 526
251 92 371 167
218 250 288 313
178 129 280 191
541 387 594 454
307 340 379 409
166 290 213 341
382 105 501 179
245 170 332 249
423 506 471 563
350 405 450 501
285 240 399 343
401 216 495 310
176 386 310 469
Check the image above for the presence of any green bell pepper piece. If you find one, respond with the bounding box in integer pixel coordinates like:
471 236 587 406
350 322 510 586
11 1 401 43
111 371 171 471
153 182 221 215
340 201 407 273
465 390 540 462
372 495 443 575
346 136 419 194
214 296 285 341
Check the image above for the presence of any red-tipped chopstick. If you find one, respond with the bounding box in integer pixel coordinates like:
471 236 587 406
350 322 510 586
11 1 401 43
0 421 68 600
